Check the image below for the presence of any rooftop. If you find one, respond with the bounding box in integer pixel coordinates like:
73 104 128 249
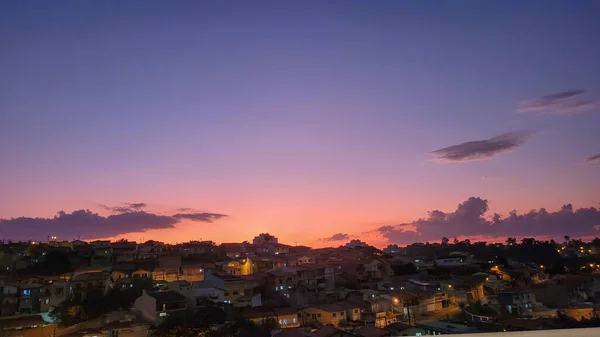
146 290 186 303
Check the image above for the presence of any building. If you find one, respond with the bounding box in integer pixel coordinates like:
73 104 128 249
242 307 300 329
204 271 261 307
253 233 278 246
434 256 468 268
90 240 113 258
171 281 224 309
137 240 165 260
133 290 186 326
40 279 69 312
300 302 362 327
69 272 113 302
493 289 536 317
178 241 214 257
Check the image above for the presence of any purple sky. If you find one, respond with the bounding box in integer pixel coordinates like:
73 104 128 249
1 1 599 246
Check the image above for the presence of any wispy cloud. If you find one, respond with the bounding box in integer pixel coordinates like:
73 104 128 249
100 202 148 213
376 197 600 244
430 131 534 162
172 213 228 222
518 90 596 114
586 153 600 165
321 233 350 241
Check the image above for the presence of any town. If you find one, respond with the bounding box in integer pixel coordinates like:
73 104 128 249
1 234 600 337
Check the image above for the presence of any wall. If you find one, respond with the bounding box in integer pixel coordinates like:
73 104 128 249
133 294 156 324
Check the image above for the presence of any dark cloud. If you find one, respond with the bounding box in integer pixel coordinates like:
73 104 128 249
176 208 192 212
171 213 228 223
101 202 148 213
0 210 178 241
377 197 600 244
322 233 350 241
430 131 533 162
1 207 229 241
518 90 596 114
586 153 600 164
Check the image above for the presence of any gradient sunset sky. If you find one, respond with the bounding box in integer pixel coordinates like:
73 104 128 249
1 1 599 247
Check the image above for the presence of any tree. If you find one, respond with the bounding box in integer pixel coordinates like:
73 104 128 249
564 236 570 245
506 237 517 246
441 237 450 246
49 302 88 327
592 237 600 248
453 237 459 245
260 318 280 335
521 238 536 246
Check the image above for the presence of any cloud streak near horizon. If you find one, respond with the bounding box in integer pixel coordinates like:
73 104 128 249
518 90 596 114
377 197 600 244
430 131 534 162
0 204 228 241
322 233 350 242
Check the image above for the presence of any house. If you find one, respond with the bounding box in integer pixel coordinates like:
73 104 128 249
137 240 165 260
62 311 150 337
343 292 397 328
297 256 315 265
40 279 69 312
253 233 278 246
18 283 42 314
386 322 428 336
354 326 390 337
442 276 486 305
152 255 182 282
221 243 248 259
267 267 298 297
300 302 362 327
434 256 467 268
222 258 254 276
111 240 138 263
133 290 186 325
204 271 261 307
493 288 535 317
69 272 113 302
274 244 291 255
242 307 300 329
90 240 113 258
111 263 137 281
395 289 449 320
1 283 20 316
178 241 215 257
172 281 224 309
167 280 191 292
179 262 205 282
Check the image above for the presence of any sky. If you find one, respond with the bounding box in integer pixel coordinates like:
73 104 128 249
1 0 599 248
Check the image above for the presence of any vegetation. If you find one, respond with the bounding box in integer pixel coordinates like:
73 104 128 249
50 277 153 327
